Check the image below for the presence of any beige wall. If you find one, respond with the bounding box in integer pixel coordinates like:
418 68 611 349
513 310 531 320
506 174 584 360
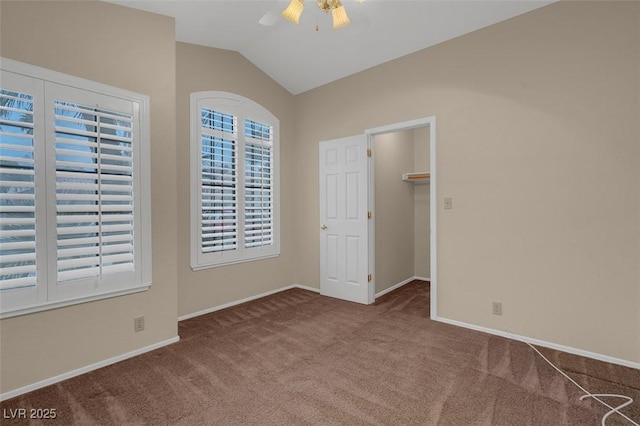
0 1 178 394
293 1 640 363
176 43 296 317
413 127 430 279
374 131 415 293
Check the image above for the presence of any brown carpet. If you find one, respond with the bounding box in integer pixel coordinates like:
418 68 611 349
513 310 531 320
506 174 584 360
1 280 639 425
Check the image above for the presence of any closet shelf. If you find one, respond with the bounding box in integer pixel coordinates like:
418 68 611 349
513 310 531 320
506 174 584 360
402 172 430 183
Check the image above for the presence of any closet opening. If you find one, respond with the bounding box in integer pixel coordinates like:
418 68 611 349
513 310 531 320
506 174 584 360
365 117 437 318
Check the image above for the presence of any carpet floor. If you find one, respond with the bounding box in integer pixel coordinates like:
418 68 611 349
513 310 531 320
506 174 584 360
1 280 639 425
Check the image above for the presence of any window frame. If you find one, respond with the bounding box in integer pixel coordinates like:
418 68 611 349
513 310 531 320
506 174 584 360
190 91 280 270
0 58 152 319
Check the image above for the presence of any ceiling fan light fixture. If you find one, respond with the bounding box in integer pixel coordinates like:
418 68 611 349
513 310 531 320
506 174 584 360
331 4 351 29
281 0 304 24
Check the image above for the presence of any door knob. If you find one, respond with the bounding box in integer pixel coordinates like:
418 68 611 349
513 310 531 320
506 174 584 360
320 224 327 230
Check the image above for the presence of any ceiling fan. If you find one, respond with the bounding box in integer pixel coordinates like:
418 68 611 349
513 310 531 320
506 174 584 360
259 0 367 30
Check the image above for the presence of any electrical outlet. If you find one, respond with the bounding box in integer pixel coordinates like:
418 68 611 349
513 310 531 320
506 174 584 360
444 197 453 210
492 302 502 316
134 316 145 332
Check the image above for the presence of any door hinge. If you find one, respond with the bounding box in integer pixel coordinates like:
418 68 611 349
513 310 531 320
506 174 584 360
368 273 372 282
367 211 372 219
367 148 372 158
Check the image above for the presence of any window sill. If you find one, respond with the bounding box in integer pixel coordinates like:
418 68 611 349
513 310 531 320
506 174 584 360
0 284 151 319
191 253 280 271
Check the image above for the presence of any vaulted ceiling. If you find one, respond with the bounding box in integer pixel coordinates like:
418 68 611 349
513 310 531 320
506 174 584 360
106 0 554 94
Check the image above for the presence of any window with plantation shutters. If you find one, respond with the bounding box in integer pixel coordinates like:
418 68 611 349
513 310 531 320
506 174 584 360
0 59 151 318
191 92 279 270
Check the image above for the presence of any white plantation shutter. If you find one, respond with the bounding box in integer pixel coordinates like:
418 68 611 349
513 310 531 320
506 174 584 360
0 88 37 291
53 100 135 282
191 92 279 269
0 58 151 318
200 108 237 253
244 119 273 249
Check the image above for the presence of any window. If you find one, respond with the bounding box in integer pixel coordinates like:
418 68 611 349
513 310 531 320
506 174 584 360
190 92 279 269
0 58 151 318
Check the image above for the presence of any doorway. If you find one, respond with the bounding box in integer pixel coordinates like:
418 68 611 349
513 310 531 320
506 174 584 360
365 117 437 319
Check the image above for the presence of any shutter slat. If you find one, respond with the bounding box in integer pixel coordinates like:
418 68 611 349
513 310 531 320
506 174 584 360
0 228 36 238
55 160 98 171
102 243 134 254
56 205 99 213
57 236 100 246
202 230 237 238
102 252 134 263
55 136 100 150
100 164 133 173
56 214 133 225
0 264 36 275
202 218 237 225
103 224 134 233
58 256 100 270
56 204 132 213
54 125 98 140
0 181 35 189
57 267 100 282
0 142 33 153
0 119 34 129
96 134 132 144
103 263 134 274
57 222 134 233
0 240 36 251
56 184 99 192
0 252 37 263
57 246 99 258
56 148 98 160
100 153 132 162
57 170 132 182
0 155 34 165
0 276 36 291
101 216 134 225
0 204 36 213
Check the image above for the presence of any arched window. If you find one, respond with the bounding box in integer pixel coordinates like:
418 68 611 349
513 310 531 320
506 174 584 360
190 92 280 269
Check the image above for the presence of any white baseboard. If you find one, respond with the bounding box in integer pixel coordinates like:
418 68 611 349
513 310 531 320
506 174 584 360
0 336 180 402
182 277 426 322
436 316 640 371
292 283 321 294
178 284 320 322
3 284 322 402
375 276 425 299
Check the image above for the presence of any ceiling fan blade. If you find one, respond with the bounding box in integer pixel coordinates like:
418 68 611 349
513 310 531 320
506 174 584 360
346 2 370 29
259 0 289 26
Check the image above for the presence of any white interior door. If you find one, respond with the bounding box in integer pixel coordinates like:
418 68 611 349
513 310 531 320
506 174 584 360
319 135 372 304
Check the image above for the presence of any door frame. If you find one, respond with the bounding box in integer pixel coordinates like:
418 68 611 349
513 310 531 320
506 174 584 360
365 116 437 319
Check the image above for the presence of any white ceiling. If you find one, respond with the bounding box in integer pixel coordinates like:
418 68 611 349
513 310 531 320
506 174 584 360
106 0 553 95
